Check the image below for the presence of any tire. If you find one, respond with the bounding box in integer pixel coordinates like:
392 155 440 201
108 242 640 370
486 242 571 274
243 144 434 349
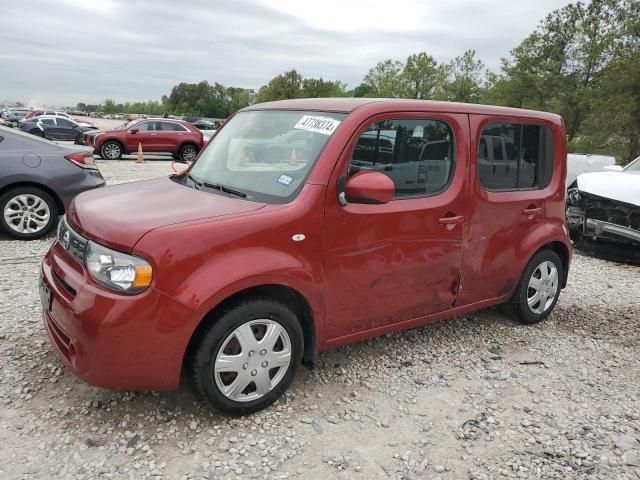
188 298 304 415
508 249 563 324
101 140 123 160
30 128 43 137
0 187 58 240
178 143 198 162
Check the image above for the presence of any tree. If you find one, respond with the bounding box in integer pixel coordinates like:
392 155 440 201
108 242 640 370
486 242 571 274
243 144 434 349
445 50 485 103
102 98 117 114
400 52 448 100
351 83 375 97
362 59 404 97
255 70 304 103
301 78 347 98
76 102 87 112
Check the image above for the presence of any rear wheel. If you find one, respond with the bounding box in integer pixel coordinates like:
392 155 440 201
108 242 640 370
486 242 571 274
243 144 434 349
508 249 563 324
101 141 123 160
0 187 58 240
179 143 198 162
188 299 303 415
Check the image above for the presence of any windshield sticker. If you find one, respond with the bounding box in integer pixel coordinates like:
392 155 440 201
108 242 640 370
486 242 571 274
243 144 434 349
294 115 341 136
277 174 294 186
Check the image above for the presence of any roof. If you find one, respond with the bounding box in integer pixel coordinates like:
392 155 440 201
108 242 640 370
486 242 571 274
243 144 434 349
245 97 562 122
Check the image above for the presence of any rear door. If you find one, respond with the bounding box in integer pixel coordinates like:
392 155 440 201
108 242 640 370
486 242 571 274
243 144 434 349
158 121 186 152
458 115 556 305
324 112 469 340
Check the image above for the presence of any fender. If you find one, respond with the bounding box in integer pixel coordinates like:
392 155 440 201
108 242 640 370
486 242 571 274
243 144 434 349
175 248 324 363
179 247 323 320
514 220 571 278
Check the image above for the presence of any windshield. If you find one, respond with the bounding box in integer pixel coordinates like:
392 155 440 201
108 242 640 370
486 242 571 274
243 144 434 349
623 156 640 173
187 110 345 203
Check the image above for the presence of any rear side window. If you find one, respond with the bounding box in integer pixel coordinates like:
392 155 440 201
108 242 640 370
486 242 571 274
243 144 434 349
159 122 188 131
478 123 554 190
349 118 455 199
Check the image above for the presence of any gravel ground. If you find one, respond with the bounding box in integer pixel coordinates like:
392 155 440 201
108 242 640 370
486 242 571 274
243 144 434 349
1 160 639 480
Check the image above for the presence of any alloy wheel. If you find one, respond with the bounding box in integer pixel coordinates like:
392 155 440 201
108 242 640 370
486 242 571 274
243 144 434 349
3 194 51 234
527 260 559 314
182 147 197 162
103 143 121 159
214 319 292 403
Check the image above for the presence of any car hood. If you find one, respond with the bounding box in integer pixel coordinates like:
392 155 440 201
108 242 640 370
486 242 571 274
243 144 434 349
576 172 640 207
67 176 266 252
82 129 106 137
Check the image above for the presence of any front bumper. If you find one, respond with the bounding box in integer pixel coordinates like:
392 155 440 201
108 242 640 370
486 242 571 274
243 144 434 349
567 189 640 245
41 240 195 390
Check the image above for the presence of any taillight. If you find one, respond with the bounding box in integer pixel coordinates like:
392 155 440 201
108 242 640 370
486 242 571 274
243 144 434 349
65 152 97 169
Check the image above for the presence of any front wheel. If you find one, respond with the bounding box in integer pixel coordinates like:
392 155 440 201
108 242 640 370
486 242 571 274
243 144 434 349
508 249 563 324
188 299 303 415
101 141 123 160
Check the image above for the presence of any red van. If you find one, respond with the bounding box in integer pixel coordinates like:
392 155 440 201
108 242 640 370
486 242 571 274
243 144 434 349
41 99 571 414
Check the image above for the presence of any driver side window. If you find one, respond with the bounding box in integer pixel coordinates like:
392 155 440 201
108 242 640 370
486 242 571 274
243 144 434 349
349 118 455 199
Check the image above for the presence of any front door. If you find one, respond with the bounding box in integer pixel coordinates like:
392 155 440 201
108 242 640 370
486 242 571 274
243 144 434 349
127 121 161 152
324 112 469 340
54 118 80 140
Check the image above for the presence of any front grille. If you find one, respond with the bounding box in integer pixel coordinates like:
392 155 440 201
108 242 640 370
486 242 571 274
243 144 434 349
58 217 88 264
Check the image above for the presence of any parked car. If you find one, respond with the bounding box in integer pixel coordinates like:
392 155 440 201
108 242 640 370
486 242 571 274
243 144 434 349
41 99 571 414
182 116 202 123
191 119 220 130
20 116 97 141
24 110 60 121
190 120 218 143
566 153 616 187
20 111 95 129
0 126 105 239
76 118 204 161
4 108 31 126
567 155 639 260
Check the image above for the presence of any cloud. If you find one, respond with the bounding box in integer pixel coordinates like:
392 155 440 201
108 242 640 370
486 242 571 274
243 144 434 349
0 0 572 106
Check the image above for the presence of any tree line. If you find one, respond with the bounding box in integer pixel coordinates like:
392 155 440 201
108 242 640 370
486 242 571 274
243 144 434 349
81 0 638 163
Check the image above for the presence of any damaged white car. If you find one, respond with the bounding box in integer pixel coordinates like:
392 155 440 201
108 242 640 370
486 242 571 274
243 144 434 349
567 156 640 256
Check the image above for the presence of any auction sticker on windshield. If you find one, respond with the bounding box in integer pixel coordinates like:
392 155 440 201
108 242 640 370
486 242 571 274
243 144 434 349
277 174 294 186
294 115 341 135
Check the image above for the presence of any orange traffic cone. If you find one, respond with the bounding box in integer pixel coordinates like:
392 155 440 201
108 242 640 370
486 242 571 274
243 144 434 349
136 142 144 163
289 147 298 166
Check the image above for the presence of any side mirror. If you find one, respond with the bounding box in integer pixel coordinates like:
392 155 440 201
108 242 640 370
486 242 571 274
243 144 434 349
340 171 395 205
130 128 139 134
603 165 623 172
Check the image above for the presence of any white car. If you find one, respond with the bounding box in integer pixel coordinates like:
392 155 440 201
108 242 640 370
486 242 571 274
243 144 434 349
567 156 640 251
19 111 94 128
566 153 616 188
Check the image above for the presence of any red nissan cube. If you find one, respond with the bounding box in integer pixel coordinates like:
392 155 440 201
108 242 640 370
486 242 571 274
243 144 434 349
41 99 571 415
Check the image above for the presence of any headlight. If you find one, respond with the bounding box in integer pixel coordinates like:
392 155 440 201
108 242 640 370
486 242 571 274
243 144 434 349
85 241 153 294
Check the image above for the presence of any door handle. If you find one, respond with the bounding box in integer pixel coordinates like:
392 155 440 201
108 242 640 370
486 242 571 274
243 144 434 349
149 133 158 136
522 207 542 216
438 215 464 225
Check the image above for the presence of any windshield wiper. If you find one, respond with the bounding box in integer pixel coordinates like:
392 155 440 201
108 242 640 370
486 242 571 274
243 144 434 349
186 173 247 198
201 181 248 198
186 173 201 190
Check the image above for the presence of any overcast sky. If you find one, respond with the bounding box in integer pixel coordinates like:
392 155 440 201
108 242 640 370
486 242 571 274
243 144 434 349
0 0 573 107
